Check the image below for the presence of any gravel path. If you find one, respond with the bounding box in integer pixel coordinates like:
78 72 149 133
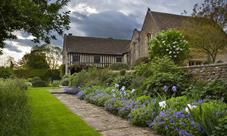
51 89 158 136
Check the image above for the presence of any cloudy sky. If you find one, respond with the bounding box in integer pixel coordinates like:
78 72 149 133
1 0 203 63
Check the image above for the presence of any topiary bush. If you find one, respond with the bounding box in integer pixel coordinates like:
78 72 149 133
149 29 189 64
31 76 47 87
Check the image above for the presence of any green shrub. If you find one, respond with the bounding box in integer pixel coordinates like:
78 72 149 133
134 57 149 66
0 79 30 136
165 96 192 111
149 29 189 64
151 110 204 136
120 69 126 76
114 75 134 89
31 76 48 87
190 101 227 136
211 116 227 136
104 98 122 115
109 63 129 70
140 57 190 98
129 98 160 127
61 78 69 86
0 67 13 78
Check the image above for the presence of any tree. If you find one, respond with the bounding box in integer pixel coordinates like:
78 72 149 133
0 0 70 54
148 29 189 64
192 0 227 31
21 51 49 69
182 18 227 63
32 44 62 69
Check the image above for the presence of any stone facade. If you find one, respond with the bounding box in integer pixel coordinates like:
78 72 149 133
183 63 227 81
129 9 227 66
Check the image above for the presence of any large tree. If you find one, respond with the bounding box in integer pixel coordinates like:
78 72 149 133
0 0 70 54
32 44 62 69
182 18 227 63
192 0 227 31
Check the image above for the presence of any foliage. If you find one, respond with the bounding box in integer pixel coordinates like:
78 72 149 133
211 116 227 136
192 0 227 30
118 99 135 119
61 78 69 86
120 69 126 76
85 91 112 107
31 77 48 87
139 57 190 98
109 63 129 70
148 29 189 64
190 101 227 136
60 64 65 77
104 98 122 115
182 18 227 63
165 96 193 111
0 79 30 136
184 80 227 102
150 110 204 136
114 75 134 89
0 0 70 54
14 69 49 80
129 98 160 127
32 44 62 69
134 57 149 66
69 68 110 87
0 67 13 78
21 51 49 69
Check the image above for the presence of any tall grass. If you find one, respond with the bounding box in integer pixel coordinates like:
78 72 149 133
0 79 30 136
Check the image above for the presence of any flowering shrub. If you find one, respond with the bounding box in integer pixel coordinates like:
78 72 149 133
148 29 189 64
190 101 227 136
150 110 204 136
129 98 160 127
104 98 122 115
118 99 135 119
64 87 80 95
85 91 112 107
114 75 134 89
76 91 85 100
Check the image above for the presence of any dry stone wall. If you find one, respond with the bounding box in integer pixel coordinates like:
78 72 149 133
183 63 227 81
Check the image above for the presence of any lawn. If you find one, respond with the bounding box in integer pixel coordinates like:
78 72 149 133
28 87 100 136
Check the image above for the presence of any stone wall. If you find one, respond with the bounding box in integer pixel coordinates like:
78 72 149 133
183 63 227 81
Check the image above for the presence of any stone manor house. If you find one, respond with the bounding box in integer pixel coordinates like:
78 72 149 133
63 8 227 74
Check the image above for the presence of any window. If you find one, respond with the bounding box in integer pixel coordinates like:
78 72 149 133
73 54 80 63
94 56 100 63
189 60 203 66
116 57 122 62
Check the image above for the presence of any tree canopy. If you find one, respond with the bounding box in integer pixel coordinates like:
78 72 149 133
192 0 227 31
0 0 70 54
181 18 227 63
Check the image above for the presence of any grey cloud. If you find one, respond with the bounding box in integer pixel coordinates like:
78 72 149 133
70 11 140 39
5 43 22 53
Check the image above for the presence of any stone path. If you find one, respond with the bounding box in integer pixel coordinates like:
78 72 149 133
51 89 158 136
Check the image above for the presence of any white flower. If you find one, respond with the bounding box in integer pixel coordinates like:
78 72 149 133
173 46 176 48
169 51 172 54
120 86 126 91
166 49 169 51
112 89 115 93
115 84 119 88
113 94 116 97
174 55 177 58
185 104 197 113
159 101 166 108
131 89 136 93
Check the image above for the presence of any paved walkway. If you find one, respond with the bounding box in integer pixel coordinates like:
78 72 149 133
51 89 158 136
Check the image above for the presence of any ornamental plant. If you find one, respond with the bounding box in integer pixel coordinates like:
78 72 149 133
149 29 189 64
150 110 204 136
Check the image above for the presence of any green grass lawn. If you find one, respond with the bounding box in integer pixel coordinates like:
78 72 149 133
28 87 100 136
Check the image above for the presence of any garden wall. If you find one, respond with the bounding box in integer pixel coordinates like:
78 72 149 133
183 63 227 81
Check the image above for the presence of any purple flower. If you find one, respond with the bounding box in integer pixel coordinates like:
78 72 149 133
172 85 177 93
163 85 168 92
160 111 165 117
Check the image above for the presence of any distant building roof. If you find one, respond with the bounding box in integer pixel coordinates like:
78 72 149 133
149 10 191 30
64 35 130 55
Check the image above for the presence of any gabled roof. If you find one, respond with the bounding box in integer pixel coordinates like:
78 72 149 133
148 10 191 30
64 35 130 55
